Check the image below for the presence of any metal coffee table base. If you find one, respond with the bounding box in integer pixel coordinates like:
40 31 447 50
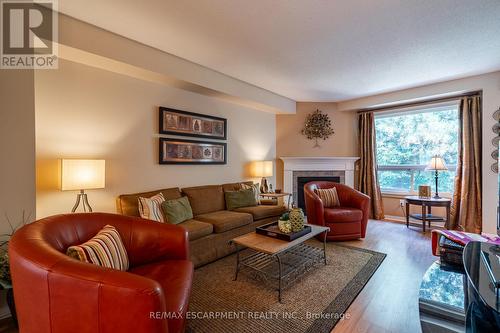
233 238 327 302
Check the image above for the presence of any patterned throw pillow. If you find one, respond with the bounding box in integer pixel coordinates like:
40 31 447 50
138 192 165 222
315 187 341 208
241 183 260 204
66 225 129 271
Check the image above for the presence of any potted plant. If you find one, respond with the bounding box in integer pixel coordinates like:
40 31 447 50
278 212 292 234
0 211 31 325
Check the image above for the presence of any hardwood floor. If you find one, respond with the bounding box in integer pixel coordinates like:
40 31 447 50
332 219 435 333
0 219 435 333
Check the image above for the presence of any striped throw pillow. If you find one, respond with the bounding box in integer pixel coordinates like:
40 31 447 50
138 192 165 222
67 225 129 271
315 187 341 208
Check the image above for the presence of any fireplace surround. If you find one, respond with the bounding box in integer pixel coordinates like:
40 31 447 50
280 157 360 208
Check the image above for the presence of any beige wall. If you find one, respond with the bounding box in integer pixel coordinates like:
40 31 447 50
0 70 36 318
275 102 358 189
35 59 276 217
337 71 500 233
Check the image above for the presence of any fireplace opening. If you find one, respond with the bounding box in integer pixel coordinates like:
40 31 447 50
297 176 341 214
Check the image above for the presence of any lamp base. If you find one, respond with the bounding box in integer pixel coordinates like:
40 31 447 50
260 177 269 193
72 190 93 212
433 194 442 199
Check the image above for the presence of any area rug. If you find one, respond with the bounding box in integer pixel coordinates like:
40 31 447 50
187 240 386 333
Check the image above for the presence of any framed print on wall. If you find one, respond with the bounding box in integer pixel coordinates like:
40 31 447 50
159 107 227 140
159 138 227 165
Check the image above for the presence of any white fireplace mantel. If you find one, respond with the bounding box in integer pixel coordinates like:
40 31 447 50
280 156 360 199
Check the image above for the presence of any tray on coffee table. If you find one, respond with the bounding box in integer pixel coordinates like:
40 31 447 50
256 221 311 241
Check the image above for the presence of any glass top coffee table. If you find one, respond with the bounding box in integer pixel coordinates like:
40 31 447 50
230 224 330 302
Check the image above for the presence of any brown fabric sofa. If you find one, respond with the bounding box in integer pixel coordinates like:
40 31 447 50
116 181 287 267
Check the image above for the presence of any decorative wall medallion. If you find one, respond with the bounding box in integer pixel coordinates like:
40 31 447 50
301 109 334 148
492 150 499 160
491 106 500 173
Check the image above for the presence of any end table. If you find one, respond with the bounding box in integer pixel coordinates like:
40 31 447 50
405 196 451 232
259 192 292 210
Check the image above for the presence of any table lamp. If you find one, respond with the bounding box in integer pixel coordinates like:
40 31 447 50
61 159 105 212
250 160 273 193
425 155 448 199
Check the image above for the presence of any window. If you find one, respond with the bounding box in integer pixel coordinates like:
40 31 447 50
374 102 459 194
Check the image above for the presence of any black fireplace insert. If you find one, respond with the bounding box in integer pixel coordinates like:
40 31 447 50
296 176 340 214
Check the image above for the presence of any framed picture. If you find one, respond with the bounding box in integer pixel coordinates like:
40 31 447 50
159 138 227 165
159 107 227 140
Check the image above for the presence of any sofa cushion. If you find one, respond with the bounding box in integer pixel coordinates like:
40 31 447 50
195 210 253 233
225 188 258 210
66 225 129 271
222 181 253 192
138 192 165 222
116 188 182 217
130 260 193 333
178 219 213 241
162 196 193 224
324 207 363 223
182 185 225 215
234 205 287 220
315 187 341 207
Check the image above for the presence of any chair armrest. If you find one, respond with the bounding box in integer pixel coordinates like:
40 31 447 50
128 219 190 267
304 188 325 226
339 187 370 212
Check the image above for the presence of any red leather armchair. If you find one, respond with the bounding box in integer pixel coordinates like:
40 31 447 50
9 212 193 333
304 181 370 241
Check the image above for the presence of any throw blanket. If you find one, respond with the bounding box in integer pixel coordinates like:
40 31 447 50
431 229 500 256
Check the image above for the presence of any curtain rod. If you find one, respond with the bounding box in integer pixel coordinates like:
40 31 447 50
357 90 482 114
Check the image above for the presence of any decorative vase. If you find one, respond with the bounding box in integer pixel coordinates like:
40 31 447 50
278 219 292 234
289 208 305 232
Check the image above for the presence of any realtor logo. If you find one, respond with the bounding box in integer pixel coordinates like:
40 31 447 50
1 0 58 69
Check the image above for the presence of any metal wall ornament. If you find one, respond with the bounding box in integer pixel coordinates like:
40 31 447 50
492 106 500 173
301 109 335 148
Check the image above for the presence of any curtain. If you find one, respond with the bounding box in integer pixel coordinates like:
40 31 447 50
358 112 385 220
449 96 482 233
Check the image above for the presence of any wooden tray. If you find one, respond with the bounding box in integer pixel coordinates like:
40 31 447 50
256 221 311 241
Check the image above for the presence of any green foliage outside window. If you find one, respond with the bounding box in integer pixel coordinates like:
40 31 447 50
375 107 459 193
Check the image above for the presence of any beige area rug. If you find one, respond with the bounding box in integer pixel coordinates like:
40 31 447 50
187 240 386 333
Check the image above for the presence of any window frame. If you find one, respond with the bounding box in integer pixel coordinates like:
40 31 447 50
374 100 460 196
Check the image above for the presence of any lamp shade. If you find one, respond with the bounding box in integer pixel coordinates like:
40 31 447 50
250 160 273 177
425 156 448 171
61 159 105 191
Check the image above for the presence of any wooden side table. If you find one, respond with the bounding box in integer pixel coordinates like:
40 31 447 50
405 196 451 232
259 192 292 210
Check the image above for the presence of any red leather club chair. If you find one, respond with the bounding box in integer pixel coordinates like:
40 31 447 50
304 181 370 241
9 212 193 333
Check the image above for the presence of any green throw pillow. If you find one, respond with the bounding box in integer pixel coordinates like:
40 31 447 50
225 188 258 210
161 196 193 224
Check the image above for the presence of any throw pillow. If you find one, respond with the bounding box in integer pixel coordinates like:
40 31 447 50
66 225 129 271
161 196 194 224
315 187 341 207
225 188 258 210
241 182 260 204
138 192 165 222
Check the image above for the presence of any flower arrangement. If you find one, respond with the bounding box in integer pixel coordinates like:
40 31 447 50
301 109 335 147
0 211 31 288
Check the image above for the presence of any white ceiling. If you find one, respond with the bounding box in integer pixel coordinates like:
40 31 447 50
58 0 500 102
